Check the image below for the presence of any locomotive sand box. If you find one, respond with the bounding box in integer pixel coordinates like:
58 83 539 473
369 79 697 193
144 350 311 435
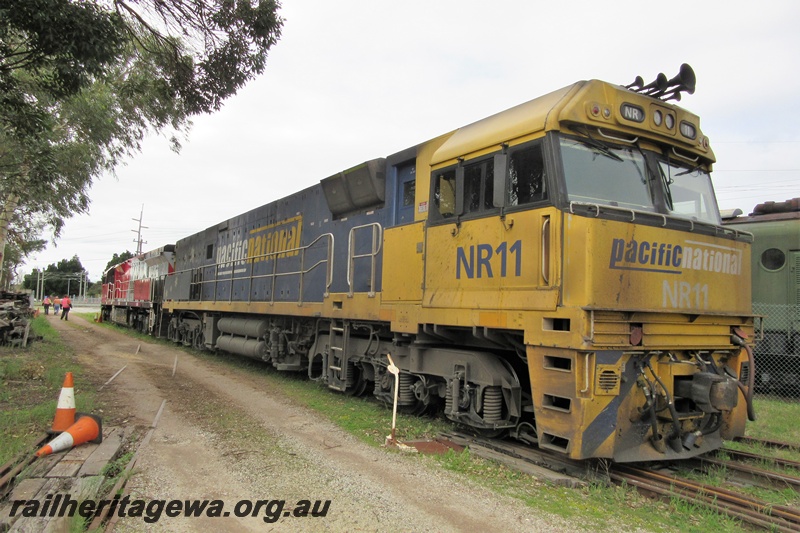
101 65 755 463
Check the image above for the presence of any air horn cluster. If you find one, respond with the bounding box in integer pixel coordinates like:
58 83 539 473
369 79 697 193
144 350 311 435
625 64 696 102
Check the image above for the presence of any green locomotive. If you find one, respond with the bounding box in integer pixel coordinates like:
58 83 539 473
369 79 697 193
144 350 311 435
724 199 800 392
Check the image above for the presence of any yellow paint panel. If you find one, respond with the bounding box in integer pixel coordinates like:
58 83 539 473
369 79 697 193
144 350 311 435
424 208 560 312
382 222 424 302
563 215 751 314
391 305 418 333
477 311 507 328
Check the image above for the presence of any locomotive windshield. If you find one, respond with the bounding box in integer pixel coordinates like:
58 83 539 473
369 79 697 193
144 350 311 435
657 159 721 224
559 135 721 225
560 138 654 212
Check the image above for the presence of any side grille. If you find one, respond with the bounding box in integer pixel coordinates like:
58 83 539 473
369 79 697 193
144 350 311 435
595 365 621 395
740 361 751 384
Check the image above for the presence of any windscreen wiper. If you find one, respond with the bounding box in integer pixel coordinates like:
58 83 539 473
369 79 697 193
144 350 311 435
572 127 623 162
675 165 703 177
578 137 624 161
659 164 674 210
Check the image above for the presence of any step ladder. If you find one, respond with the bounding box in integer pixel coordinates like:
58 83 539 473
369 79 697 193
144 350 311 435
327 319 350 391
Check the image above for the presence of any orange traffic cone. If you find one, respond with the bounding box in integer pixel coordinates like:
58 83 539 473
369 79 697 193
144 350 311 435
49 372 76 433
36 414 103 457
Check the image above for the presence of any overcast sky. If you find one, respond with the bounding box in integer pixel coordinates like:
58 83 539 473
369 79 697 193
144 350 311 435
23 0 800 283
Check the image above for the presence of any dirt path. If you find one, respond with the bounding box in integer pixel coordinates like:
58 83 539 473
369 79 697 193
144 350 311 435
48 313 570 532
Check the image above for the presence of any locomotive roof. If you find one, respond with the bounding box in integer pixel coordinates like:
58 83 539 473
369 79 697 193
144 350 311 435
723 198 800 225
430 78 709 166
431 83 579 165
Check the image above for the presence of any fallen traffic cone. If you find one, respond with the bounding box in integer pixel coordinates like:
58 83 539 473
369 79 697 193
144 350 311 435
49 372 76 434
36 414 103 457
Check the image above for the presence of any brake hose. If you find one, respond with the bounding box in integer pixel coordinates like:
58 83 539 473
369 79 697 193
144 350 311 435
731 335 757 422
646 359 683 451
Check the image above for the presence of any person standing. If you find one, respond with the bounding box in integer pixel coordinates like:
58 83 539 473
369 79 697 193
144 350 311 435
60 295 72 321
43 295 51 315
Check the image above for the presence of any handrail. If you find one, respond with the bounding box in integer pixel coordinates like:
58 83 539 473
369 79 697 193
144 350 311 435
174 232 335 304
568 201 753 241
541 217 550 285
347 223 383 297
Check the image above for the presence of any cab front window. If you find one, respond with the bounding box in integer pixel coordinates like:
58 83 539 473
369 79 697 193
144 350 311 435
658 161 720 224
560 137 655 212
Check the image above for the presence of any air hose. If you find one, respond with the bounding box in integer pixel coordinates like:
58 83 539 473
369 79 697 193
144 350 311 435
645 359 683 452
731 334 757 422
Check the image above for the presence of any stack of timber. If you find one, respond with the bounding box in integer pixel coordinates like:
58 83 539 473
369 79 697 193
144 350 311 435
0 291 36 347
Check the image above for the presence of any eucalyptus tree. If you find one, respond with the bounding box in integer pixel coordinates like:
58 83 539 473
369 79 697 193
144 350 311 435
0 0 283 284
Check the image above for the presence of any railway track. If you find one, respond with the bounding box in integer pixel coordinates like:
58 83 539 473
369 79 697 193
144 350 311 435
696 441 800 494
442 431 800 531
720 446 800 471
733 435 800 454
611 464 800 532
697 452 800 493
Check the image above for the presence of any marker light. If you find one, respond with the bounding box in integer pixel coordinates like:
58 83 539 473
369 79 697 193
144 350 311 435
680 121 697 139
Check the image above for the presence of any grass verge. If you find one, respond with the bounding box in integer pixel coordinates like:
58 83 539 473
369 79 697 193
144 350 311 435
748 396 800 444
0 316 96 465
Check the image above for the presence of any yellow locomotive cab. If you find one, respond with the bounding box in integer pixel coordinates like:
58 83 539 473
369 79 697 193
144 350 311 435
391 63 753 462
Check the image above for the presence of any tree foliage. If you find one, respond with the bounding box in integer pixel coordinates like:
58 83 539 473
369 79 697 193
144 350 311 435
0 0 125 104
104 250 134 274
22 254 86 297
0 0 283 283
116 0 283 114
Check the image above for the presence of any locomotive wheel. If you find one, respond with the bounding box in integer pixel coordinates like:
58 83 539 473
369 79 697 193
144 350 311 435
193 330 205 350
399 398 435 416
344 366 369 396
400 394 442 416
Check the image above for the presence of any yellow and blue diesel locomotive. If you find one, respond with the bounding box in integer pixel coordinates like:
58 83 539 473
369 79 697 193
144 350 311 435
724 198 800 393
102 65 755 463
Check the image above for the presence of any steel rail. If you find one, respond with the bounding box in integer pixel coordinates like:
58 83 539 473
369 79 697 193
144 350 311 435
698 454 800 493
734 436 800 454
612 464 800 532
720 447 800 471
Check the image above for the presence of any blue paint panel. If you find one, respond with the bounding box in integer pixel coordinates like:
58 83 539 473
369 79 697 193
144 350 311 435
165 180 390 304
580 351 632 458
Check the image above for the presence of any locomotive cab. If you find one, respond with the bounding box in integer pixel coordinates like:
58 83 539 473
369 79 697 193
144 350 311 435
402 65 754 462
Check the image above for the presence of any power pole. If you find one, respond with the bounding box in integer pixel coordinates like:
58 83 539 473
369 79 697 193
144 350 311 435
132 204 148 255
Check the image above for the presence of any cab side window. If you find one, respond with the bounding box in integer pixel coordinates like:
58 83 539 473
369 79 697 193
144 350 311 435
508 143 546 206
434 169 457 218
464 159 494 214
